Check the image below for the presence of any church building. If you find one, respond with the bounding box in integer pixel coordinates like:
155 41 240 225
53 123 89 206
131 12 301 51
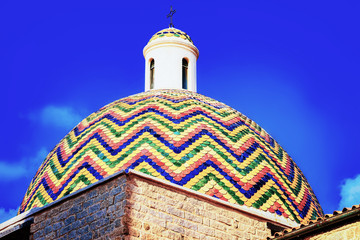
2 18 356 240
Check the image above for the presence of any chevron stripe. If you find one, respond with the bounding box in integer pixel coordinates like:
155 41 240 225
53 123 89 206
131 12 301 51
19 89 323 224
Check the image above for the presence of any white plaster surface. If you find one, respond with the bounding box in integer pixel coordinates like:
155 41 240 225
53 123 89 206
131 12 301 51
143 36 199 92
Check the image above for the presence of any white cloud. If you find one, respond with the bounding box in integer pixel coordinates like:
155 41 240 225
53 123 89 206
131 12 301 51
0 148 48 182
0 162 27 181
25 147 49 175
0 208 18 223
39 105 83 129
338 174 360 209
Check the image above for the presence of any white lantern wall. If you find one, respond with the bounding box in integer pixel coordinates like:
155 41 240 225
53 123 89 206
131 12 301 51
143 33 199 92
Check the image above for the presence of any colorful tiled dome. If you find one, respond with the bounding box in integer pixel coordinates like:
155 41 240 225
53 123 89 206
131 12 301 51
19 89 323 223
148 27 193 44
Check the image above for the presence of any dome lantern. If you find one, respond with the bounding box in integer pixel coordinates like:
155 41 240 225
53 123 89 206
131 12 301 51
143 27 199 92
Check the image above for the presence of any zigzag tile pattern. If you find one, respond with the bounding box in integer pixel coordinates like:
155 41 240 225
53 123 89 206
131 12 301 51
19 90 323 223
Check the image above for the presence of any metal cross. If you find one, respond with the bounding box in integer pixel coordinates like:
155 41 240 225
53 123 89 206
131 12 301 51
167 6 176 28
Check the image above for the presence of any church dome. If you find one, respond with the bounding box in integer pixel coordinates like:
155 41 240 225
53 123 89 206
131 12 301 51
19 89 323 224
148 27 193 44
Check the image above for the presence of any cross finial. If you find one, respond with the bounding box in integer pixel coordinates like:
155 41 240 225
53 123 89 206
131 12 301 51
167 6 176 28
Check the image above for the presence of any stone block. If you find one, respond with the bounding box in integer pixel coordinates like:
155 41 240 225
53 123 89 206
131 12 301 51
110 186 123 196
203 203 217 212
184 228 202 239
69 205 82 214
57 236 68 240
104 223 115 234
74 195 86 204
30 223 40 233
80 232 93 240
146 199 158 209
60 200 73 211
68 229 77 239
149 224 166 235
128 209 146 220
94 209 106 219
33 236 45 240
167 206 184 218
87 189 98 199
83 199 93 209
116 176 127 185
85 214 95 223
202 217 210 226
174 218 197 231
56 211 68 222
107 204 116 214
52 222 63 231
198 209 214 219
144 232 158 240
44 231 55 239
33 229 44 239
209 219 227 231
116 200 126 211
60 224 73 236
157 195 175 206
166 223 185 234
91 218 107 229
115 209 125 218
148 217 166 228
115 192 126 203
127 200 142 211
77 209 89 219
182 202 196 213
216 214 232 226
44 225 53 235
50 205 62 216
71 219 81 230
65 215 76 226
197 225 215 236
186 198 202 208
158 211 173 222
128 193 145 203
34 214 44 224
77 225 89 235
184 212 202 223
93 193 108 205
214 230 232 239
89 203 101 213
128 184 143 195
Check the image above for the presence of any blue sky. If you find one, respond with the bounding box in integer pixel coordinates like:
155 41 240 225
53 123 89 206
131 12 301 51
1 0 360 222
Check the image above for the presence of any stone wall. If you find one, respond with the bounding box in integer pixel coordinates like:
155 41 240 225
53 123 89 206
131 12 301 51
309 220 360 240
125 175 271 240
24 172 277 240
29 175 127 240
